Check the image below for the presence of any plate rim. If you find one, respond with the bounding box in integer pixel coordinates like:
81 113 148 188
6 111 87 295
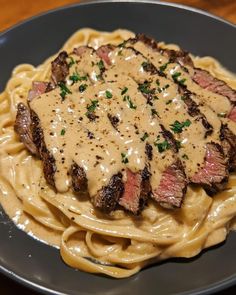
0 1 235 294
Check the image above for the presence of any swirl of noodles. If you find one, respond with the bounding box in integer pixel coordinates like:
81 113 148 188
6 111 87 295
0 28 236 278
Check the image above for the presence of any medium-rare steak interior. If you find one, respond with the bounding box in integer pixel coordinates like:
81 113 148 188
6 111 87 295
14 34 236 214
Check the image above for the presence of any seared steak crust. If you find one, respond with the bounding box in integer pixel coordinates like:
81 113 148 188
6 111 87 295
14 103 38 155
93 173 124 213
31 110 56 187
51 51 69 84
70 163 88 194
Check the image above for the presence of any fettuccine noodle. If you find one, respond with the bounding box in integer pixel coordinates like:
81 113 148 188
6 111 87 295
0 28 236 278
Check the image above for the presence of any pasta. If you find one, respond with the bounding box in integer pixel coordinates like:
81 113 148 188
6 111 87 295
0 28 236 278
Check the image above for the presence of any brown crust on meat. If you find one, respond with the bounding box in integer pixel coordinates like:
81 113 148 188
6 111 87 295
31 110 56 187
51 51 69 84
70 163 88 194
14 103 38 155
93 173 124 213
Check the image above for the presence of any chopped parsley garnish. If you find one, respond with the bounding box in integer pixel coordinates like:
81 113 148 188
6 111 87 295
156 79 160 86
151 108 158 116
181 95 187 101
105 90 113 99
138 81 152 94
97 60 105 72
217 112 226 118
154 140 171 153
123 95 137 109
172 72 186 85
170 119 191 133
85 100 99 117
121 86 128 95
141 132 149 142
141 61 152 71
79 84 88 92
60 129 66 136
69 72 87 84
159 62 169 73
176 140 182 149
166 99 172 105
182 154 189 160
58 82 72 100
121 152 129 164
68 57 75 67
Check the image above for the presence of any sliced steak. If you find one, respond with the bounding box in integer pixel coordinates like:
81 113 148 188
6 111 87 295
30 110 56 187
28 81 51 101
119 167 151 214
228 106 236 123
93 173 124 213
70 162 88 194
97 45 114 65
191 142 228 194
179 86 213 137
51 51 69 84
152 159 187 208
220 124 236 171
14 103 38 155
193 68 236 103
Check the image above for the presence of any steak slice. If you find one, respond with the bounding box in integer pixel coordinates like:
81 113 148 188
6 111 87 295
14 103 38 155
220 124 236 171
30 110 56 187
28 81 52 101
70 162 88 194
152 159 187 208
193 68 236 103
119 167 151 214
93 173 124 213
191 143 228 194
228 106 236 123
51 51 69 84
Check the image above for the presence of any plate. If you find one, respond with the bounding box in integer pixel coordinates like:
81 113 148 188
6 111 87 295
0 1 236 294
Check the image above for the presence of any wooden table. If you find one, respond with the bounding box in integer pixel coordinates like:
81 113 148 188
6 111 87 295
0 0 235 294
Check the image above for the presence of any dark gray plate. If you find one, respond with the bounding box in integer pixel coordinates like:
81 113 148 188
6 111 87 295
0 1 235 294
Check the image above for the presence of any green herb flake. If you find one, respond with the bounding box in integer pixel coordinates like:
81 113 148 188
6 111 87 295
60 129 66 136
68 57 75 67
123 95 137 109
104 90 112 99
121 86 128 95
166 99 172 105
154 140 171 153
176 140 182 149
182 154 189 160
85 100 99 117
138 82 151 94
159 62 169 73
97 60 105 72
69 73 87 84
79 84 88 93
217 112 226 118
141 132 149 142
156 79 160 86
172 72 186 85
58 82 72 100
121 152 129 164
170 119 191 133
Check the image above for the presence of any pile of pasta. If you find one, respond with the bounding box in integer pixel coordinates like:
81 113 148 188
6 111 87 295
0 29 236 278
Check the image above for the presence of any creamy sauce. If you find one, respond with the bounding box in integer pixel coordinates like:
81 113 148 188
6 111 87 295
30 42 227 197
0 183 61 247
